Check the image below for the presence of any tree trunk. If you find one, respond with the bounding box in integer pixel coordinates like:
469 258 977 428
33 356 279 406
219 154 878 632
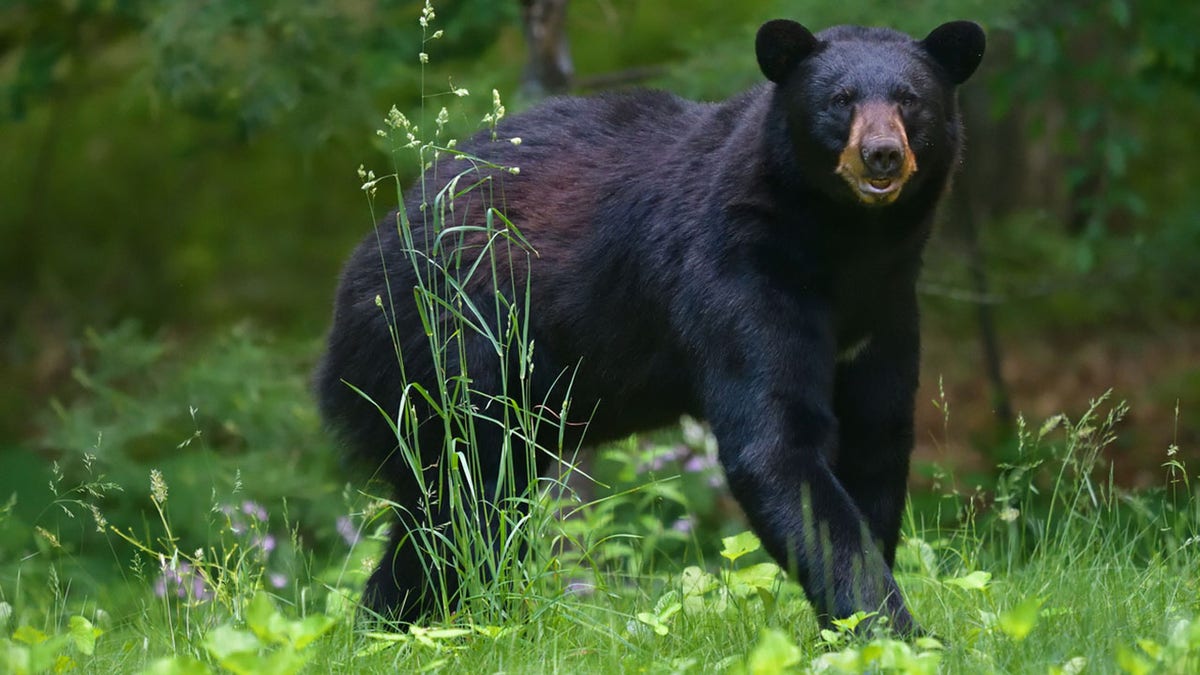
519 0 573 99
952 183 1014 431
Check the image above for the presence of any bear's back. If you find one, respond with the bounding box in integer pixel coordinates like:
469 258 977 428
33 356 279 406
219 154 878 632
433 89 723 195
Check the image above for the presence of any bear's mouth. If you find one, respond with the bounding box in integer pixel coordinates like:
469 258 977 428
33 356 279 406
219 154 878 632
856 177 902 200
837 161 914 207
865 177 898 193
835 101 918 207
837 174 904 205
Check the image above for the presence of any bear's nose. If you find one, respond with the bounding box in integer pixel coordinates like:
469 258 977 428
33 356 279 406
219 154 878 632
861 138 905 178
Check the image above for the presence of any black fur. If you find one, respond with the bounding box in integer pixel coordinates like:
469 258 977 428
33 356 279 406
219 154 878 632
315 20 985 634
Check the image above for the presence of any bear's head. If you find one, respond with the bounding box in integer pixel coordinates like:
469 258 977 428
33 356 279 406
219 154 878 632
757 19 985 208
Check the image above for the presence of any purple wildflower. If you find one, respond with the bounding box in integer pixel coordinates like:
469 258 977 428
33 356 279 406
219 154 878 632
241 500 268 522
337 516 361 547
191 574 211 600
683 454 715 473
641 445 688 472
565 581 596 596
155 559 212 601
269 573 288 589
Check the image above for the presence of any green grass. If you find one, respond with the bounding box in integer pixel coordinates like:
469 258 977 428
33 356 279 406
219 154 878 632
2 339 1197 674
2 478 1197 675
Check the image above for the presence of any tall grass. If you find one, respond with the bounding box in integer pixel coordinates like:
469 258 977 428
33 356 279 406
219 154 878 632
347 2 582 627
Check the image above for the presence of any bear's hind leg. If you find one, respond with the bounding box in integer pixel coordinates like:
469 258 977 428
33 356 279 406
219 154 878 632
360 495 460 625
360 433 549 624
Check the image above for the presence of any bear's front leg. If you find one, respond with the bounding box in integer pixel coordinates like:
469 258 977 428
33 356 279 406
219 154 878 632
700 295 919 636
833 314 920 569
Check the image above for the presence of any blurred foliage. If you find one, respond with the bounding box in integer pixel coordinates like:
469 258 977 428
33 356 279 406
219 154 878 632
0 322 352 609
921 0 1200 340
989 0 1199 236
0 0 519 339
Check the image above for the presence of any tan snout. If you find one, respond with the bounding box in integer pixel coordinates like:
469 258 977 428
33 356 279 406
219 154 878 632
836 102 918 206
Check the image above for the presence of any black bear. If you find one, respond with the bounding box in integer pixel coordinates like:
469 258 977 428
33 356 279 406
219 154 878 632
316 19 985 635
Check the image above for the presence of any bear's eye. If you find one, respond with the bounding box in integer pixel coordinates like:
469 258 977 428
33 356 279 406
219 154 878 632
897 92 917 109
831 91 853 108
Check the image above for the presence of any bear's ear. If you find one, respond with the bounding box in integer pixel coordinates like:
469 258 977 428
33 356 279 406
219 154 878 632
921 21 986 85
756 19 818 84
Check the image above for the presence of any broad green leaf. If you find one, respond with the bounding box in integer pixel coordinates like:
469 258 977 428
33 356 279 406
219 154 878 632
68 616 102 656
862 641 888 662
12 626 49 645
812 647 863 672
245 594 277 643
1135 639 1162 660
218 652 274 675
914 636 945 651
746 627 801 674
819 628 843 645
635 612 669 636
831 611 877 633
202 625 260 661
720 531 761 563
53 654 75 672
260 649 309 675
727 563 783 598
756 587 777 615
653 590 681 615
907 650 942 675
897 538 937 577
681 566 718 597
288 615 335 650
944 570 992 591
1115 646 1154 675
658 603 682 624
998 597 1043 641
